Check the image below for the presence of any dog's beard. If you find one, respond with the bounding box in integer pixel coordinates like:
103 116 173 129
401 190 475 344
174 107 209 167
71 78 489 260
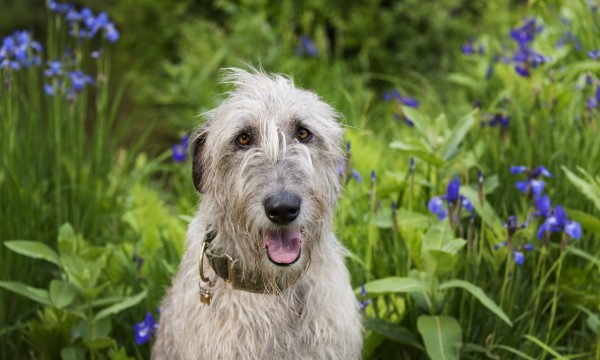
257 245 312 296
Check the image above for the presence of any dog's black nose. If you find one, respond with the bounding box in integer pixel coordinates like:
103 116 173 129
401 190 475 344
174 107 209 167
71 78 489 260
264 192 301 224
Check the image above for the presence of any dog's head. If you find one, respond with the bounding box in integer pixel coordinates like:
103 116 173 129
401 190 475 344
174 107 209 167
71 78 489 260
190 68 343 291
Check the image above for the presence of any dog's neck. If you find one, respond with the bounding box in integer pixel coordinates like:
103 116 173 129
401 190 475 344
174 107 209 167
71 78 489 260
201 229 306 295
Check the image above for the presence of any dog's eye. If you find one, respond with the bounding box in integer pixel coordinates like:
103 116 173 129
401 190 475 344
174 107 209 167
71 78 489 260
296 127 312 142
236 133 252 147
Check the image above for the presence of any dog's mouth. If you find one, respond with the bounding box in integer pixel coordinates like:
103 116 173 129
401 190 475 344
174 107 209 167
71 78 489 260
263 226 302 266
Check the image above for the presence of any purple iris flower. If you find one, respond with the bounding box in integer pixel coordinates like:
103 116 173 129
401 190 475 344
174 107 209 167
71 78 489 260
510 17 540 46
172 134 189 163
481 113 510 128
446 177 460 203
0 30 43 71
48 0 72 14
296 35 318 57
588 49 599 60
357 284 372 312
383 89 420 108
65 8 81 22
351 170 362 183
511 165 552 196
504 215 527 236
494 237 534 265
531 166 552 178
68 70 94 91
104 23 120 43
134 312 158 345
428 197 448 220
45 61 62 77
462 38 483 56
44 84 56 96
428 177 473 220
586 85 600 109
462 42 474 55
506 18 549 77
510 166 528 174
88 12 109 38
515 64 530 77
513 251 525 265
533 195 552 218
57 3 120 43
537 205 582 240
555 32 581 51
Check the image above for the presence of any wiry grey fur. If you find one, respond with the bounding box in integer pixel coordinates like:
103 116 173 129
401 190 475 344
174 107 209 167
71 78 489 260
152 68 363 359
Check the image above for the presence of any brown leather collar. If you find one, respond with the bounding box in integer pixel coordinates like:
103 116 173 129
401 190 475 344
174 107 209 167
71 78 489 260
200 230 280 294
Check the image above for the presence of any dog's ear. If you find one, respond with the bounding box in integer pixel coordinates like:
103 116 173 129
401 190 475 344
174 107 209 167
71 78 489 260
190 128 208 193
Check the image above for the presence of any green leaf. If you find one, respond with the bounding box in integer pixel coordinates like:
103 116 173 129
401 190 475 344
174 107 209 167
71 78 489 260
365 317 424 350
60 347 86 360
401 106 429 135
460 187 504 234
562 166 600 210
447 73 480 90
362 331 384 360
4 240 61 266
58 223 78 255
438 280 512 326
417 315 462 360
568 246 600 269
408 270 441 312
390 139 444 167
575 305 599 334
587 313 599 334
49 280 78 308
421 221 466 275
493 345 536 360
421 220 455 251
0 281 51 306
440 109 477 161
523 334 566 359
83 337 114 350
94 291 147 321
357 277 428 296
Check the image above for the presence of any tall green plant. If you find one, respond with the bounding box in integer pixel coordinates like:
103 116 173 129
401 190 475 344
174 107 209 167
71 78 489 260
0 1 131 356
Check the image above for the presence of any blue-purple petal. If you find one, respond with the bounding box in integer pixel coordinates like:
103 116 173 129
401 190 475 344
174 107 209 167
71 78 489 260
400 96 420 108
436 208 448 221
510 166 528 174
565 220 582 240
534 195 551 217
172 144 186 163
428 197 444 215
524 244 535 252
513 251 525 265
515 180 529 194
532 165 552 178
446 177 460 203
553 205 566 226
461 196 473 212
493 241 507 250
537 219 550 239
530 179 545 196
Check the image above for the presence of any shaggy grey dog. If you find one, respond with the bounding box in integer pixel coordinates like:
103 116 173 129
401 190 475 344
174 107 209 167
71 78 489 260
152 68 363 359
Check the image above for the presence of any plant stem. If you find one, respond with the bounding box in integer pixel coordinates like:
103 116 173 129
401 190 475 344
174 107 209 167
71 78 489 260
544 250 565 352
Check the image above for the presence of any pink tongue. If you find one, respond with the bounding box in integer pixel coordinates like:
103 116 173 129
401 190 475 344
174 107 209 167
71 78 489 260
263 227 302 264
